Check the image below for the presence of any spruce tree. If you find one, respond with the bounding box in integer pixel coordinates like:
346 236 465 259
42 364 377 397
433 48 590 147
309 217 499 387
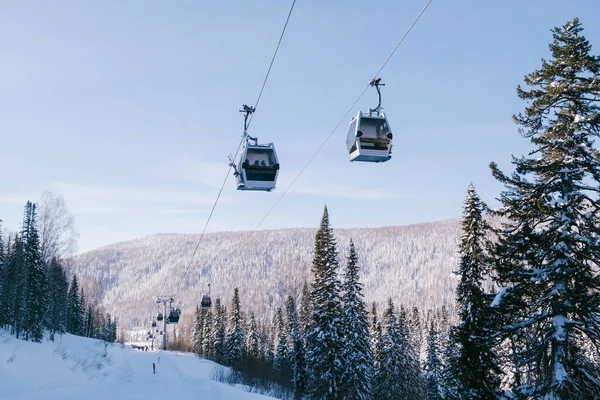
192 305 204 355
66 275 83 335
445 185 500 399
370 302 383 377
245 311 260 366
106 313 117 343
339 240 372 400
409 305 427 398
224 288 244 368
259 320 273 382
79 287 86 330
202 309 213 358
264 316 275 372
45 258 69 338
400 304 424 399
409 306 423 360
373 298 405 399
84 305 94 338
305 206 345 399
293 331 308 400
22 202 47 342
489 18 600 398
424 320 444 400
211 298 226 363
281 292 306 398
298 280 312 338
273 306 290 383
285 295 298 357
438 304 451 365
8 234 25 337
284 295 299 386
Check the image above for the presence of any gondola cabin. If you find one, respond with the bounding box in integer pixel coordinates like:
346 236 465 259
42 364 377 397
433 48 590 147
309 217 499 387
168 308 180 324
235 142 279 191
346 111 393 163
156 312 163 322
201 294 212 310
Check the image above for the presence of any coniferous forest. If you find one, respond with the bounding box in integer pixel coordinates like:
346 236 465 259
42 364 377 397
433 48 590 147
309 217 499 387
0 200 118 344
184 18 600 399
2 16 600 400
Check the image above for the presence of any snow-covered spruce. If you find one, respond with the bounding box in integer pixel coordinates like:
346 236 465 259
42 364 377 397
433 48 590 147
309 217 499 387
305 206 345 399
444 185 501 399
489 18 600 398
339 240 373 399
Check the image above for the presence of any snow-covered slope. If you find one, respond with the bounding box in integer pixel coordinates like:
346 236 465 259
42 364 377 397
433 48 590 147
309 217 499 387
0 331 275 400
70 220 463 328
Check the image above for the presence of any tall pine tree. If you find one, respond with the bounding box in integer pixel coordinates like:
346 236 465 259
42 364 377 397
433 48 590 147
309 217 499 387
424 320 444 400
445 185 500 399
66 274 83 335
192 305 204 355
298 281 312 339
282 295 298 387
373 299 405 399
370 302 383 380
273 306 290 384
224 287 244 368
306 206 345 399
45 258 69 338
398 305 424 399
339 240 372 400
22 202 47 342
245 311 260 367
211 298 226 363
489 18 600 398
202 309 213 358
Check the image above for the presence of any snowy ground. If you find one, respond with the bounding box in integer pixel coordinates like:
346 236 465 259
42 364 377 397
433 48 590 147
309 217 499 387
0 331 276 400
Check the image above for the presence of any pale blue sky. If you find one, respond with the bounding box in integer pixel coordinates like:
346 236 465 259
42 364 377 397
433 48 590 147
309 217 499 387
1 0 599 253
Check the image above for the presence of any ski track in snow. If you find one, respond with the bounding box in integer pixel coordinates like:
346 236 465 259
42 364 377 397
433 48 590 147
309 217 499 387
0 331 275 400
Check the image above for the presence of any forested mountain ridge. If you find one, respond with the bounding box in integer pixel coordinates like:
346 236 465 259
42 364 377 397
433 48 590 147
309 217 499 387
70 219 462 328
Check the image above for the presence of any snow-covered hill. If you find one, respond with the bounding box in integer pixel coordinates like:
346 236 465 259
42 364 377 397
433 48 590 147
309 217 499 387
0 331 275 400
70 220 463 328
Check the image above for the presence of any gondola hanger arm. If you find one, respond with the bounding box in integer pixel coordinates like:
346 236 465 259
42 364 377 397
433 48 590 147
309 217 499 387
240 104 256 136
369 78 385 115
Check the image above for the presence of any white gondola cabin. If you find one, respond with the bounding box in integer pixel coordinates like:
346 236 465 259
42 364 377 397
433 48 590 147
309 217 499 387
234 141 280 191
346 110 393 163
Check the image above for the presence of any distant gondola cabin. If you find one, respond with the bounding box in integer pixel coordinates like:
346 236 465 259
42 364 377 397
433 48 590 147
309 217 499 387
168 308 180 324
201 294 212 310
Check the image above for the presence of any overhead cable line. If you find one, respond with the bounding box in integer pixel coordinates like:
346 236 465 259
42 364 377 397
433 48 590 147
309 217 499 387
247 0 297 131
180 0 298 286
252 0 433 233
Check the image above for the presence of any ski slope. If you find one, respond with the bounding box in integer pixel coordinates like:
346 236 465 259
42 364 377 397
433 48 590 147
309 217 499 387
0 331 276 400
